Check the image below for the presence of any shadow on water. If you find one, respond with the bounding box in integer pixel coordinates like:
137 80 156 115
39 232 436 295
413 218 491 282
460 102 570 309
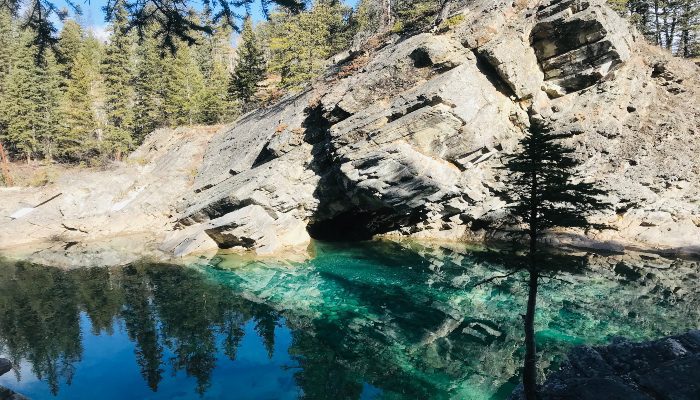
0 242 698 399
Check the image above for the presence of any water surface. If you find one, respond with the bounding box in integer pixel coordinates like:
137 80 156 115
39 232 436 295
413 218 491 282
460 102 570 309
0 241 697 399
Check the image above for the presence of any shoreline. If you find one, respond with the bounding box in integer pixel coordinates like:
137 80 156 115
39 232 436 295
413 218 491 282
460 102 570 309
1 228 698 269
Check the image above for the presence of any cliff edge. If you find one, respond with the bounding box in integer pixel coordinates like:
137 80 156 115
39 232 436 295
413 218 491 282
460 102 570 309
167 0 700 256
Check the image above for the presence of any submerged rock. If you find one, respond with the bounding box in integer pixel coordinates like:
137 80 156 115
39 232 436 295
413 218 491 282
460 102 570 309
0 358 10 376
0 359 27 400
509 330 700 399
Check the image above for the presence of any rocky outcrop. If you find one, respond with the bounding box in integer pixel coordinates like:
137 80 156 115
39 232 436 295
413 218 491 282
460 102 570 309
0 359 27 400
170 0 699 256
509 330 700 399
531 0 631 97
0 126 220 266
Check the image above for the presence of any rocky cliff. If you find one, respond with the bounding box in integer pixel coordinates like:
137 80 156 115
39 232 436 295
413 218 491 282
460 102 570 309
0 126 218 265
166 0 700 257
1 0 699 260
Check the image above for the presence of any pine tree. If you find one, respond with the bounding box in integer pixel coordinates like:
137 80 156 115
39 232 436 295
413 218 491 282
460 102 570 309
163 43 205 126
392 0 440 33
133 29 166 142
102 0 135 160
201 59 233 123
2 30 61 162
500 121 609 400
230 16 266 108
265 1 352 89
201 21 234 123
58 47 98 162
58 20 84 82
0 10 17 141
195 4 216 79
0 11 13 91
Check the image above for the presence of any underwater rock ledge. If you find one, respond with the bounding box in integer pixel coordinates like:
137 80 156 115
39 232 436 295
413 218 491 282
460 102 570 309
0 358 28 400
510 329 700 400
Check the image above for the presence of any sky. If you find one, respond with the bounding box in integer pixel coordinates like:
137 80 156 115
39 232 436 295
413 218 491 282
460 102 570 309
50 0 359 43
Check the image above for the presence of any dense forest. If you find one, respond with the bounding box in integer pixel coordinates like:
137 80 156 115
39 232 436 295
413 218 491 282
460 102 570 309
0 0 697 165
0 0 359 164
610 0 700 56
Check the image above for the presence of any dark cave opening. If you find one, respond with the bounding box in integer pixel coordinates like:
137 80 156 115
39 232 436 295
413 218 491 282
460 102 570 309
307 208 425 242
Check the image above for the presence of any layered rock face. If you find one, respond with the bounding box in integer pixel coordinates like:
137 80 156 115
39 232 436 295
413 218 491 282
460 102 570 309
170 0 700 256
0 127 218 266
531 0 631 97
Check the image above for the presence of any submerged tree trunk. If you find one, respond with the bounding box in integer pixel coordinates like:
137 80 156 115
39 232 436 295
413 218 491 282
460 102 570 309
523 150 539 400
523 266 539 400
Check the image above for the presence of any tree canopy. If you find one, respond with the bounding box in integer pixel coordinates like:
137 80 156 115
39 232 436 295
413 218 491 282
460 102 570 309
0 0 305 56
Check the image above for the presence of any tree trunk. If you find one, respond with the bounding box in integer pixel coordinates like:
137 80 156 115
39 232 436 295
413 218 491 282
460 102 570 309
668 14 677 51
523 266 539 400
654 0 661 46
524 128 540 400
679 1 692 57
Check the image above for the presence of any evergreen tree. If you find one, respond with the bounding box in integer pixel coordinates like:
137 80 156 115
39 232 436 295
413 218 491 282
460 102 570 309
0 10 13 92
265 0 352 89
133 29 166 142
57 20 84 82
102 0 135 160
608 0 700 56
163 43 205 126
499 120 609 400
0 10 16 140
202 59 233 123
195 4 216 78
58 46 98 162
392 0 441 33
1 0 305 60
2 30 61 162
230 16 266 108
201 21 235 123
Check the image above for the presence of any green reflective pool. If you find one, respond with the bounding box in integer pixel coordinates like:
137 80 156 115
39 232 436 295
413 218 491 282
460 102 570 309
0 241 697 399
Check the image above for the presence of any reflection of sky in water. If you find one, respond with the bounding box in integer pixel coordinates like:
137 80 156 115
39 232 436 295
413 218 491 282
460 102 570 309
1 313 301 399
0 241 697 400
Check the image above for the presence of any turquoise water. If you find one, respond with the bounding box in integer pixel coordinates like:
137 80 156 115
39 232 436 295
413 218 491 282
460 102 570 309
0 241 698 399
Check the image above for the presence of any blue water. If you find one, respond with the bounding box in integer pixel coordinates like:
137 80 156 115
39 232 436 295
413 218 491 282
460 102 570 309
1 314 299 399
0 241 698 399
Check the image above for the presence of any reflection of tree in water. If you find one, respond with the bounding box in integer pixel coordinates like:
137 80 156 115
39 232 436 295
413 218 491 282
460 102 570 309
252 304 279 359
286 318 365 400
73 267 123 336
148 265 219 395
120 264 163 391
0 259 278 396
0 261 82 395
221 311 246 361
0 244 697 399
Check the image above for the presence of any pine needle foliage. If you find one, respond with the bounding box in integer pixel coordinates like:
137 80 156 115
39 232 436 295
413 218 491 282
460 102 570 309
102 0 136 160
229 16 266 108
499 120 610 400
500 122 609 239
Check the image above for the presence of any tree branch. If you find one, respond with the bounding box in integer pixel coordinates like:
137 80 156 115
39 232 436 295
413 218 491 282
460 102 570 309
539 274 573 284
472 269 521 287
